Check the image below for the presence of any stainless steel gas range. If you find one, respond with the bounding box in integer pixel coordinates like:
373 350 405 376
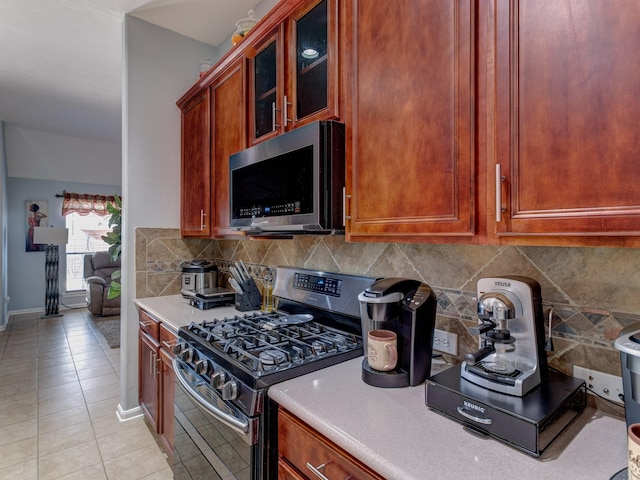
171 266 376 480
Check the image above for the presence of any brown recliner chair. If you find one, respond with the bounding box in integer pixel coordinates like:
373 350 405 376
84 252 121 316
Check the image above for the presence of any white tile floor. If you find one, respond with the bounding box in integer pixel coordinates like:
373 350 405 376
0 309 173 480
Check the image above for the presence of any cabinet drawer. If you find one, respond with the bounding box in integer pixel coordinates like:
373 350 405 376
278 408 382 480
159 324 177 354
138 309 159 340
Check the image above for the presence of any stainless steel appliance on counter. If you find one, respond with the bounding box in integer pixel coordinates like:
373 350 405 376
171 267 376 480
180 259 218 297
358 278 437 388
426 276 586 457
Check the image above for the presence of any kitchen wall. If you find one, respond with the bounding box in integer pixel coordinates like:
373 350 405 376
136 228 637 385
0 122 7 329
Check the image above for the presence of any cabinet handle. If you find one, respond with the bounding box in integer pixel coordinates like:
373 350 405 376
149 351 153 376
495 164 505 222
343 187 351 224
200 209 207 230
161 340 177 350
283 95 292 125
272 102 280 131
140 320 154 328
151 353 159 378
306 461 331 480
155 355 161 378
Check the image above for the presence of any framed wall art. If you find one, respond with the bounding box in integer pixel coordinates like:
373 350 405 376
26 200 49 252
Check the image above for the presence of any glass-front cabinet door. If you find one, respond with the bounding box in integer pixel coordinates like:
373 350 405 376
291 0 332 122
249 0 339 145
250 27 284 143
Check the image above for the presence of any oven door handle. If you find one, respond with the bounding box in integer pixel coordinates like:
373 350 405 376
173 358 250 435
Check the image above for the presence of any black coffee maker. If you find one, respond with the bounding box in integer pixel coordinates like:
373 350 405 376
358 278 437 388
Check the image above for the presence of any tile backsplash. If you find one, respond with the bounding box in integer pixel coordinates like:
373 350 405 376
136 228 639 392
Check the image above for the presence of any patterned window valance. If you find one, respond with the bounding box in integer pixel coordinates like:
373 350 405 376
61 191 119 217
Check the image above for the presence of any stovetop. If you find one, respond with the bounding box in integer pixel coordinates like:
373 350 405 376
177 267 377 390
179 312 362 383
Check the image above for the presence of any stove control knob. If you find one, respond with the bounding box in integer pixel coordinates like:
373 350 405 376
211 371 227 389
180 348 198 363
173 343 185 356
221 380 238 401
194 359 211 376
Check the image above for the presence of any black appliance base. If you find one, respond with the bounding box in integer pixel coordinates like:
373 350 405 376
425 365 586 457
362 359 409 388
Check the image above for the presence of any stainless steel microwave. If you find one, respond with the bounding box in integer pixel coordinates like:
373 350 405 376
229 121 345 233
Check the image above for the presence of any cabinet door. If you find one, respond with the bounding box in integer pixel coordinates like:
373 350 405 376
180 89 211 237
278 408 383 480
346 0 475 241
212 58 246 236
249 27 285 144
491 0 640 237
288 0 340 128
139 330 160 432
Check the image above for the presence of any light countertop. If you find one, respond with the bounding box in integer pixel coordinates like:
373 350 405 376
135 295 627 479
134 294 247 332
269 358 627 480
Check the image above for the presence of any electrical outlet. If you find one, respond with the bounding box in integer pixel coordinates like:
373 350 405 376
433 329 458 356
573 366 624 405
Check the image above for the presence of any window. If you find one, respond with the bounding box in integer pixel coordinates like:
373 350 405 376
65 212 111 292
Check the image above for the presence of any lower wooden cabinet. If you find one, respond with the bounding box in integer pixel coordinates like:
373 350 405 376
138 309 176 454
278 408 383 480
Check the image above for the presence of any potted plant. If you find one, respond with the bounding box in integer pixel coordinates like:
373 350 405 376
101 194 122 299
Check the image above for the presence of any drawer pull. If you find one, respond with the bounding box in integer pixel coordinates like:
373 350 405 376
161 340 177 350
306 462 330 480
140 320 155 328
306 462 354 480
457 405 493 425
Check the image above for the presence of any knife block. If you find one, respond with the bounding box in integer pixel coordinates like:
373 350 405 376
235 278 262 311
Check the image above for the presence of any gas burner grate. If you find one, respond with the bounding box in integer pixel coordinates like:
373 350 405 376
185 312 362 375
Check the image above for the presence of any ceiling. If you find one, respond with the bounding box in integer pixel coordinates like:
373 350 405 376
0 0 264 144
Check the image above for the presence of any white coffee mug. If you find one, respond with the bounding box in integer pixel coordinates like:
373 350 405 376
367 329 398 372
629 423 640 480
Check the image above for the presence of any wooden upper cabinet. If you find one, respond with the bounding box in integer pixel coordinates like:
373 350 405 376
211 58 246 236
248 0 340 145
179 90 211 237
346 0 475 241
491 0 640 239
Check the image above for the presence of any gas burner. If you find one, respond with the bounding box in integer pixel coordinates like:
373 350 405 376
259 350 289 366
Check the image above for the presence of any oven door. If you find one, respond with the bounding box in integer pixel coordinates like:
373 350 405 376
172 358 260 480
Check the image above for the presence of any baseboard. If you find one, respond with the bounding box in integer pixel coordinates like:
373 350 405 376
117 403 143 422
7 304 87 319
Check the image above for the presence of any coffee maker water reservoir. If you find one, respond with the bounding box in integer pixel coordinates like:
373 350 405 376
615 324 640 426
